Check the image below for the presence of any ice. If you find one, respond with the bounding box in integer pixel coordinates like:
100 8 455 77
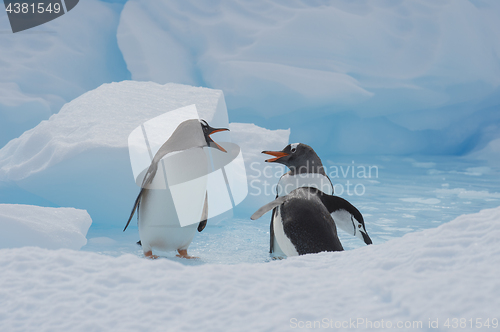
116 0 500 156
0 0 129 148
435 188 500 200
229 122 290 214
1 1 499 155
0 204 91 250
1 205 499 331
400 198 441 205
468 138 500 164
0 81 289 227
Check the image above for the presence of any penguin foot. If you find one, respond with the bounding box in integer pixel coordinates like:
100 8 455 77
144 251 159 259
176 249 198 259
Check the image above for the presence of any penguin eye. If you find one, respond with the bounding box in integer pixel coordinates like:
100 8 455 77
358 224 362 228
291 147 296 153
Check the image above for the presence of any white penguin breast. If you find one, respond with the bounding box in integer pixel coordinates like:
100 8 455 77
139 188 198 252
277 173 333 196
273 207 299 257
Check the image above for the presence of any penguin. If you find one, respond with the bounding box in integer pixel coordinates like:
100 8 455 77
124 119 228 259
262 143 372 256
251 187 347 256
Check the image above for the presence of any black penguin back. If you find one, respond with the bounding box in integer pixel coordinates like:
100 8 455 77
280 188 344 255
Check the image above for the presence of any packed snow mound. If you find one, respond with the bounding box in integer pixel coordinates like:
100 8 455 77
0 81 228 181
0 204 91 250
0 206 499 331
0 0 129 148
117 0 500 155
230 123 289 165
230 123 290 211
0 81 289 226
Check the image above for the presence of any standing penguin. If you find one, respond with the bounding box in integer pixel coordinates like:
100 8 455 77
262 143 372 256
251 187 347 256
124 119 228 259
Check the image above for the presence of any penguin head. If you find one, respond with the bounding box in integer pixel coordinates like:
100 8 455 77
200 119 229 153
350 212 372 245
262 143 324 174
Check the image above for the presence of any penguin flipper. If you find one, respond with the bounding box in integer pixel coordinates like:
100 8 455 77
124 187 144 232
198 192 209 232
269 192 280 254
124 156 159 233
251 196 287 220
141 161 159 188
318 192 359 215
269 209 275 253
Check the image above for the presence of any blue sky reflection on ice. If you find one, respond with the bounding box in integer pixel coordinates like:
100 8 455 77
82 154 500 264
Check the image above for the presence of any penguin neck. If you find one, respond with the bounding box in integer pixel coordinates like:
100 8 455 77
288 157 326 176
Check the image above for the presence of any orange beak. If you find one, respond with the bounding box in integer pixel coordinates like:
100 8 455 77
209 128 229 153
210 128 229 134
262 150 290 162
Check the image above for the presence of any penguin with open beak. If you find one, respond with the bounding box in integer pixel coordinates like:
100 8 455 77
262 143 372 257
124 119 229 259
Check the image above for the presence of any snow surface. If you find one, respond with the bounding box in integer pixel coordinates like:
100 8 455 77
0 81 289 227
1 206 499 332
0 204 91 250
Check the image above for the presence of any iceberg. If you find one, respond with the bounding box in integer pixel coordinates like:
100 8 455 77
0 81 289 226
1 0 499 156
0 0 129 148
229 122 290 214
0 204 91 250
116 0 500 156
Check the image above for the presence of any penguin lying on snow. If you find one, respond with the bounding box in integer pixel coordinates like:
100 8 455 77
262 143 372 256
124 119 228 259
252 187 359 255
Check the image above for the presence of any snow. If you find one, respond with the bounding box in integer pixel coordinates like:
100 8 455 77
0 204 91 250
0 81 289 227
1 3 500 327
229 122 290 213
1 205 499 331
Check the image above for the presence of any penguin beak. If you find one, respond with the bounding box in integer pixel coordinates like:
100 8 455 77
208 127 229 153
361 231 373 245
262 150 290 163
